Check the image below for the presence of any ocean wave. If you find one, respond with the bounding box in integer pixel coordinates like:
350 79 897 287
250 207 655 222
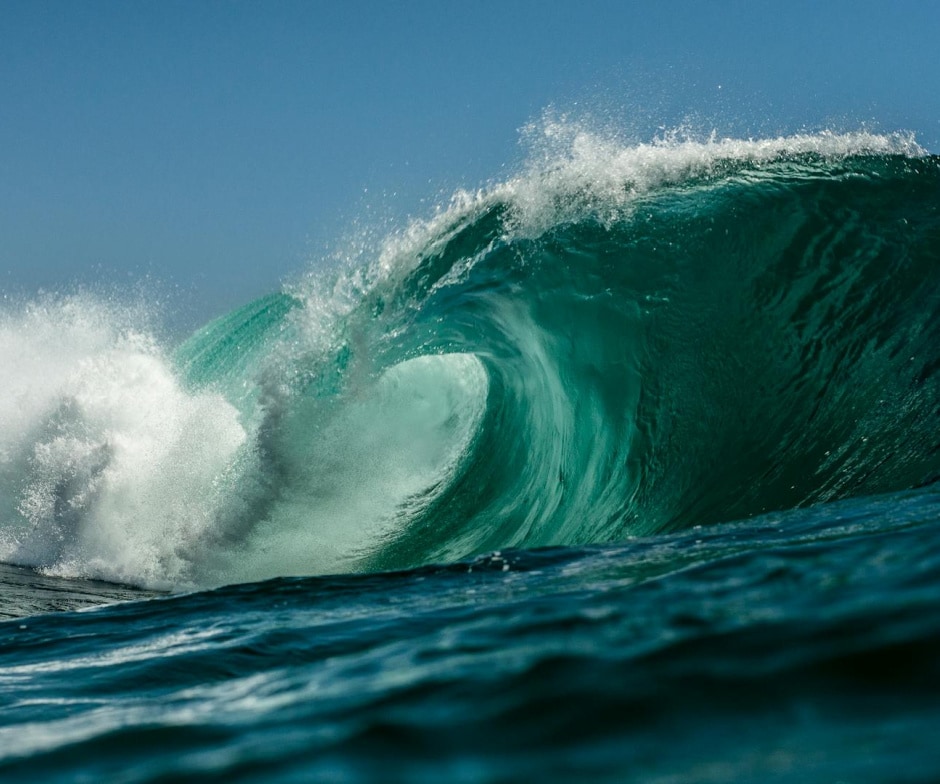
1 124 938 588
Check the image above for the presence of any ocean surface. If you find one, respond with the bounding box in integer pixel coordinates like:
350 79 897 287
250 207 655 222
1 125 939 781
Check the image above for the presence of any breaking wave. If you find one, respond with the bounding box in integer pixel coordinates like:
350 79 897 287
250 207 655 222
1 123 938 589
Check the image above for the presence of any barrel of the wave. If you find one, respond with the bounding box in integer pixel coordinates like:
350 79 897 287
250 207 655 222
171 136 940 584
364 146 940 563
173 284 492 581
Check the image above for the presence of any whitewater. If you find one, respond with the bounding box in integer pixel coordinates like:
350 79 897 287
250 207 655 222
1 123 939 782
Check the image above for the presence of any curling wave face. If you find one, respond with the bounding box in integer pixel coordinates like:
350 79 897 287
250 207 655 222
1 124 939 589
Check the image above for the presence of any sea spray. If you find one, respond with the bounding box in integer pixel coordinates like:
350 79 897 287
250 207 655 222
0 295 246 588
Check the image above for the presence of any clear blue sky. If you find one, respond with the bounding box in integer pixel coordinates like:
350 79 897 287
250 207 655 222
2 0 938 323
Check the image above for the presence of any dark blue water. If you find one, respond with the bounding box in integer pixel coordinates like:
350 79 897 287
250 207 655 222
1 128 939 781
3 490 940 782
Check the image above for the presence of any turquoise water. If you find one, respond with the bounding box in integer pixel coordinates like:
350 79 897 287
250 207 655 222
1 127 939 781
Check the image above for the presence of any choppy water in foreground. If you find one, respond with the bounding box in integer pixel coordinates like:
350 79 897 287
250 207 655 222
1 125 939 780
3 490 940 782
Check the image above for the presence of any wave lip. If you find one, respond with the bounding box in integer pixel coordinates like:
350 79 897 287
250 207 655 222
450 123 926 238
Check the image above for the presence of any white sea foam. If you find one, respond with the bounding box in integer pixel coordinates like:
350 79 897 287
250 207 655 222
0 295 246 589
